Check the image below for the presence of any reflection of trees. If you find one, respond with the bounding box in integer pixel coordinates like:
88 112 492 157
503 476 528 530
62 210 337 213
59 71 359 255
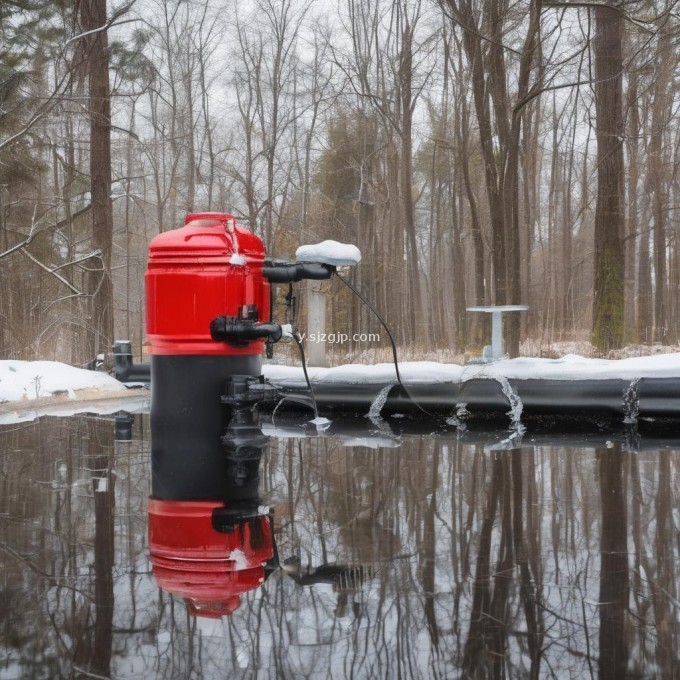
651 451 676 672
256 437 680 678
630 448 678 674
597 444 629 679
2 421 680 677
462 449 543 678
74 418 115 675
0 415 152 677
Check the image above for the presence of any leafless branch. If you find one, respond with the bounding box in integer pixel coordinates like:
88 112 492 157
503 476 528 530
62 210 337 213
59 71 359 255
19 248 83 295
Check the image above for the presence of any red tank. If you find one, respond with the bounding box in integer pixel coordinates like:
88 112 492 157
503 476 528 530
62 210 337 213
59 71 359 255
146 212 270 356
148 499 274 617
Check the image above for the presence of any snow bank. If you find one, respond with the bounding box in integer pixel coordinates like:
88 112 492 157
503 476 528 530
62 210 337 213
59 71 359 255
465 353 680 381
263 361 463 384
263 353 680 386
295 240 361 266
0 360 126 403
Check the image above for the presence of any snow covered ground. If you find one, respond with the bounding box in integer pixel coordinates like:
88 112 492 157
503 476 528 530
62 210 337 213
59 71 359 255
0 360 126 402
0 360 149 425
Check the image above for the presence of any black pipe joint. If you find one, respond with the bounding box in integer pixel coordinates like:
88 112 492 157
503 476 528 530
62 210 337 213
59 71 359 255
210 317 282 346
263 260 335 283
113 340 151 383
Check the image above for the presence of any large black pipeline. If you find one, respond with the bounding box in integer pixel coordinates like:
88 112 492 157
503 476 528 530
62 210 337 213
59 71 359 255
112 339 680 420
264 374 680 419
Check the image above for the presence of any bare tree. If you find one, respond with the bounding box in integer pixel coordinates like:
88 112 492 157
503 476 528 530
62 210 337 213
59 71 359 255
591 2 625 351
230 0 308 249
439 0 542 356
76 0 115 357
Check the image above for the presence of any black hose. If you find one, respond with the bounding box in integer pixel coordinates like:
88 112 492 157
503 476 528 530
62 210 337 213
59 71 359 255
335 271 435 418
292 330 319 420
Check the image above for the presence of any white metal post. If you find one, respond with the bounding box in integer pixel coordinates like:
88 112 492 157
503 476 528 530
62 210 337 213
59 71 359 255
307 285 327 367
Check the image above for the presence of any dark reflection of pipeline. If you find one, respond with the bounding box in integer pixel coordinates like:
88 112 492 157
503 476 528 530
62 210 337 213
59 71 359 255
282 559 380 619
597 444 629 679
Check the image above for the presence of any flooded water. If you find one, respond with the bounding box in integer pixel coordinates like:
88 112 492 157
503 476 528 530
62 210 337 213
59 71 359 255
1 413 679 678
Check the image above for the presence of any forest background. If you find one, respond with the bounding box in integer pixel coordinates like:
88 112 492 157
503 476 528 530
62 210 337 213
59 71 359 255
1 0 679 367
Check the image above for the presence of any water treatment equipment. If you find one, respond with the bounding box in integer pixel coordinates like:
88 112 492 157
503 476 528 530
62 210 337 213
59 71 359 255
146 212 277 499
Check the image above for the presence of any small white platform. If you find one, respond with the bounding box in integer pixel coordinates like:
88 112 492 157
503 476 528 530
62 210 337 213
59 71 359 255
466 305 529 361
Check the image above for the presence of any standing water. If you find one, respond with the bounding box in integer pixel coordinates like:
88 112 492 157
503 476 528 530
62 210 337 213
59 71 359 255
0 413 678 678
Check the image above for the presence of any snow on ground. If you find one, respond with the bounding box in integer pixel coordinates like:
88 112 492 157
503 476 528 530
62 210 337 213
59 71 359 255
0 360 149 425
5 352 680 404
263 352 680 386
0 360 127 403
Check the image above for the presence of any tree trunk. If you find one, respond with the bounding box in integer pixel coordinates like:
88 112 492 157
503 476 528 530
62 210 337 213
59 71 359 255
591 4 625 351
649 23 673 343
82 0 114 358
400 20 422 345
625 74 639 342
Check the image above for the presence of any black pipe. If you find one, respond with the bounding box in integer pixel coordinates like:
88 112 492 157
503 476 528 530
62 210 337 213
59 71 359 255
113 340 150 383
210 317 282 344
263 261 334 283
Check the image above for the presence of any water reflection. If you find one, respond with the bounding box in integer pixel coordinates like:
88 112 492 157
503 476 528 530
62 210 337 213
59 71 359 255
148 402 276 619
0 415 143 678
1 415 679 677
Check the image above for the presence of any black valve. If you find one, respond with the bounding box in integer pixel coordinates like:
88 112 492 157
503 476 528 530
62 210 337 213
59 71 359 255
210 317 282 345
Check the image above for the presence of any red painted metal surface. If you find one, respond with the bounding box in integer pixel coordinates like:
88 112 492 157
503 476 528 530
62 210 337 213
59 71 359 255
146 212 270 355
148 498 274 617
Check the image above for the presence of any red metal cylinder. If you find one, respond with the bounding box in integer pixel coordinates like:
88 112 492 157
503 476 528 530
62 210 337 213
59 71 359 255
146 213 271 500
146 212 270 356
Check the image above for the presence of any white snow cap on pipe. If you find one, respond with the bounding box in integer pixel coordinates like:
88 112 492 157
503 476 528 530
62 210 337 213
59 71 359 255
295 240 361 266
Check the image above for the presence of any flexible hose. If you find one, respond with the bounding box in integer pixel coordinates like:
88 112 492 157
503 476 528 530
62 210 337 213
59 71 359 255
335 272 435 417
292 330 319 419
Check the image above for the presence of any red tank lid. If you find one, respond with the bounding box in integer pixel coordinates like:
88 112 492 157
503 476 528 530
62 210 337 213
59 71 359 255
148 212 265 261
145 212 271 355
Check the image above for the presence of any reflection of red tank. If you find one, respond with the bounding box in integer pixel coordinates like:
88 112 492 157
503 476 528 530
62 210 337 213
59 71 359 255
146 212 270 356
148 499 274 618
